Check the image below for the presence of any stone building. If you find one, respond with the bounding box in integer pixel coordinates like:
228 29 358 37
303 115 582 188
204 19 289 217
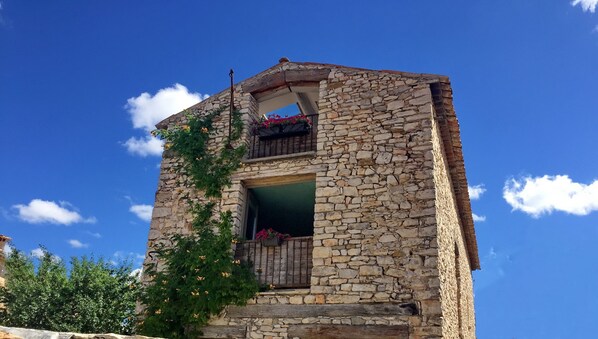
0 235 11 287
144 59 480 338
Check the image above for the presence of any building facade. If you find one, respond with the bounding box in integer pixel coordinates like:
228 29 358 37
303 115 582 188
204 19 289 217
144 60 480 339
0 235 11 287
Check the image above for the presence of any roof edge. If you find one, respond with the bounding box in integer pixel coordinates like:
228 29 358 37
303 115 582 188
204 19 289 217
430 81 480 270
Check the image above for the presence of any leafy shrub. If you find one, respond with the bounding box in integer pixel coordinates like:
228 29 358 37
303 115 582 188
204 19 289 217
0 248 139 334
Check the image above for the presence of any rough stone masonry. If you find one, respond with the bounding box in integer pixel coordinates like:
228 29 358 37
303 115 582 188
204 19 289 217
144 60 480 339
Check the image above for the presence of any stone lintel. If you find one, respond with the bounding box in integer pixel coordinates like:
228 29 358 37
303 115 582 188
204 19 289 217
242 69 331 95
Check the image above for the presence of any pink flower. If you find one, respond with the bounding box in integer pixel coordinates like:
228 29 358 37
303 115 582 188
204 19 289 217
255 228 291 240
255 114 312 130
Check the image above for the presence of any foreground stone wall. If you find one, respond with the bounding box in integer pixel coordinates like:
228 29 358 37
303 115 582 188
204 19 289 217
0 326 159 339
144 61 477 338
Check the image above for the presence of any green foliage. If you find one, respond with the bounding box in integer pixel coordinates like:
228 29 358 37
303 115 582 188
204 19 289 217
66 257 139 333
0 249 140 334
139 207 259 338
153 107 246 198
139 108 259 338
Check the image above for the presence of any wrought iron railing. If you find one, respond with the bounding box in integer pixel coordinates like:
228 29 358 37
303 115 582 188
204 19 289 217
235 236 313 289
247 114 318 159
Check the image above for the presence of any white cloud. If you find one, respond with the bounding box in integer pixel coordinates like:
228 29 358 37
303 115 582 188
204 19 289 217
112 251 145 268
31 248 45 259
30 248 61 262
474 246 511 290
13 199 96 225
0 1 5 27
0 207 12 220
86 231 102 238
113 251 145 260
472 213 486 222
130 204 153 222
4 243 13 256
126 84 206 132
572 0 598 13
503 175 598 217
130 268 142 279
123 84 207 157
468 184 486 200
68 239 89 249
123 136 164 157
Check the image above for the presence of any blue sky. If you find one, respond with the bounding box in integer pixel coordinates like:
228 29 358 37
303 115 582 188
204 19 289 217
1 1 597 337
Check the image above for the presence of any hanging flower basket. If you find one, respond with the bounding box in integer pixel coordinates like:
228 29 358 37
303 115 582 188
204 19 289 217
255 115 312 140
257 121 311 139
256 228 290 247
261 237 283 247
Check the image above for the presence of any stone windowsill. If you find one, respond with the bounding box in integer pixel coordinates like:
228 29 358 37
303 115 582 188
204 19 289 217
257 288 310 296
243 151 316 164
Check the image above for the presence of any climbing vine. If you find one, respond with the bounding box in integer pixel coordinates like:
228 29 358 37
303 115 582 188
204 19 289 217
138 107 259 338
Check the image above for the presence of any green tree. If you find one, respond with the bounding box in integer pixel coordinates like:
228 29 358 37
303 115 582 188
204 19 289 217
0 248 140 334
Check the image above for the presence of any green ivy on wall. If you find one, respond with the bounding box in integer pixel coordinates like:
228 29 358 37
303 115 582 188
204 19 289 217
138 107 259 338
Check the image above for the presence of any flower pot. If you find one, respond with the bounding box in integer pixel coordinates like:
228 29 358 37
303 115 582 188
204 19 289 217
257 122 310 140
261 237 283 247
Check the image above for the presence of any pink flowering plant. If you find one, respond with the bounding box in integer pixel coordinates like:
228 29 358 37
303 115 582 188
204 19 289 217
255 114 312 130
255 228 290 241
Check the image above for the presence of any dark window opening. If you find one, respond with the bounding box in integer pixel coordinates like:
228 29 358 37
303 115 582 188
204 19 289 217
244 181 315 240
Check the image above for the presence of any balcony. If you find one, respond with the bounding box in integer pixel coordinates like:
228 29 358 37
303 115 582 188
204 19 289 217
247 114 318 160
235 236 313 289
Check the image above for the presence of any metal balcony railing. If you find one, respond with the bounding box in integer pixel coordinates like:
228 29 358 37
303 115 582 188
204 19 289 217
247 114 318 159
235 236 313 289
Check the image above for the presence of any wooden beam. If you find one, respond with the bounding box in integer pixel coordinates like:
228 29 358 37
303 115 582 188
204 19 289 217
197 325 247 338
285 69 330 83
252 86 291 102
242 72 286 95
287 325 409 339
227 303 418 318
295 92 318 116
241 173 316 188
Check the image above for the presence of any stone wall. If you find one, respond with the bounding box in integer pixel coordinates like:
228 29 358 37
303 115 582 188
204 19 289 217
310 67 438 301
0 326 159 339
0 235 11 279
432 115 476 338
144 61 477 338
